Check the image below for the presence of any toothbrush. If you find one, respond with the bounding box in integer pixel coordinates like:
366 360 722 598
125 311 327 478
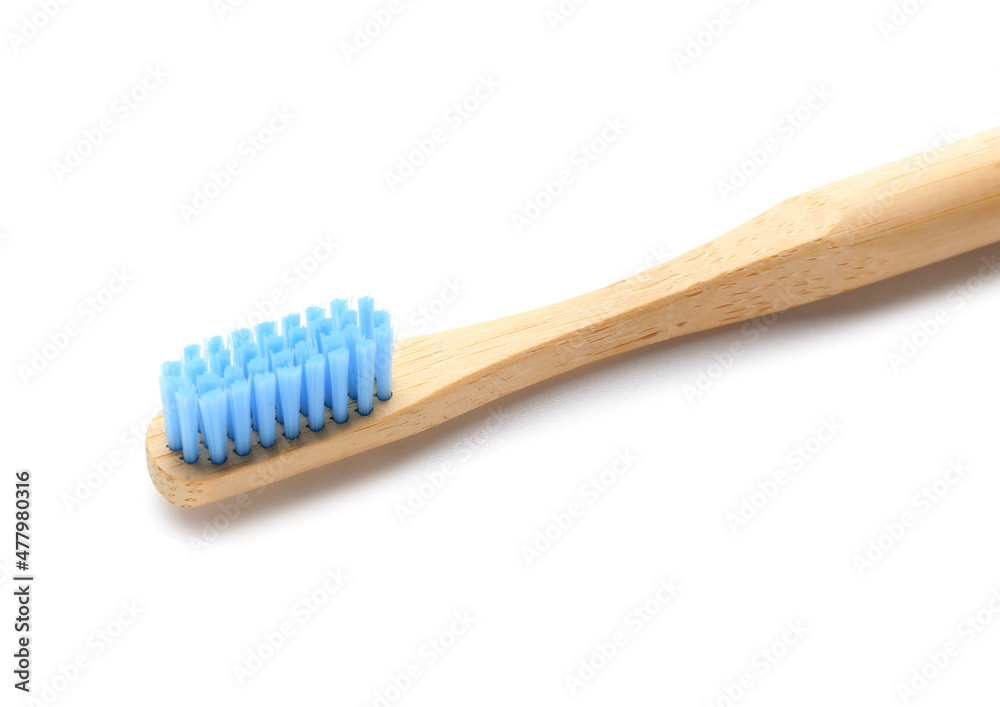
147 127 1000 507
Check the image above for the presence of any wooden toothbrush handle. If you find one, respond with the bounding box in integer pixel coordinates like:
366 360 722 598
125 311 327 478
419 127 1000 398
562 127 1000 356
149 127 1000 507
615 126 1000 340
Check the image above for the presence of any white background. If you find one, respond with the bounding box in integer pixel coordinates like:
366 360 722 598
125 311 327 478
2 0 1000 705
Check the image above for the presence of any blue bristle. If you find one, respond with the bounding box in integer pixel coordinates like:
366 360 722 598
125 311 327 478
306 318 320 345
330 299 348 330
238 344 256 377
343 325 360 399
158 373 183 451
356 339 376 416
247 357 270 376
254 372 277 448
254 321 276 355
230 327 253 346
305 305 324 322
164 301 396 465
198 388 228 465
227 380 252 456
294 340 314 414
196 372 221 395
294 339 315 363
276 364 302 440
230 328 253 367
246 358 269 431
359 296 375 340
213 348 231 376
183 356 207 385
375 325 394 401
196 374 221 437
320 333 345 407
281 313 301 343
288 325 308 349
204 335 223 365
328 348 349 424
183 360 208 435
308 316 334 347
304 355 326 431
222 366 242 439
321 332 345 353
264 334 285 369
271 349 295 425
175 382 200 464
273 349 296 371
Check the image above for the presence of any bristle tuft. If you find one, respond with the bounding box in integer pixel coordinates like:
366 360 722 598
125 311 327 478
159 298 395 463
158 372 183 451
175 382 200 464
356 339 376 416
305 354 326 431
228 380 252 456
276 364 302 440
328 347 349 423
198 388 228 465
375 325 394 401
254 372 277 448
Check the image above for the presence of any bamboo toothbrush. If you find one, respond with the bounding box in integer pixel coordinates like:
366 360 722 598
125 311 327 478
147 127 1000 507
